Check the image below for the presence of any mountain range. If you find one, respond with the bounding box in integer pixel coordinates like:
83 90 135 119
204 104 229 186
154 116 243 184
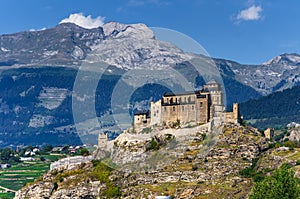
0 22 299 147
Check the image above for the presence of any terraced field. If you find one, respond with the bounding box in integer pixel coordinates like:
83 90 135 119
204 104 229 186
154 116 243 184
0 156 59 199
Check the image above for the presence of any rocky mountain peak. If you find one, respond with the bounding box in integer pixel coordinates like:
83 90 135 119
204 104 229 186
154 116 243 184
56 22 91 31
263 53 300 66
102 21 154 39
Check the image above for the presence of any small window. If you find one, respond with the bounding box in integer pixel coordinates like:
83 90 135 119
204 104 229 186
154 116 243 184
200 102 203 107
173 107 175 111
192 105 194 110
164 107 166 112
182 106 184 111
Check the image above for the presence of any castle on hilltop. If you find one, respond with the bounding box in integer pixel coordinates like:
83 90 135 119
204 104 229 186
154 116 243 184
134 80 241 130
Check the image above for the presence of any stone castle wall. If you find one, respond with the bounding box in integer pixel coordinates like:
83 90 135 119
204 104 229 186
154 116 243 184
134 82 241 130
50 156 93 171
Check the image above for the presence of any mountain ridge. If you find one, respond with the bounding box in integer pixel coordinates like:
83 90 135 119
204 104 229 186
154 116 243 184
1 22 299 95
0 21 298 146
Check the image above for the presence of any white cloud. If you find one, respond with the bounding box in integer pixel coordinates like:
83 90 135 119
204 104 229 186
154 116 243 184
28 27 47 32
236 5 263 21
59 13 105 29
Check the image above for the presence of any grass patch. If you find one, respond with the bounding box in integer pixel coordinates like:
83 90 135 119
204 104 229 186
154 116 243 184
287 151 300 161
0 192 15 199
142 182 177 196
273 150 292 157
90 160 122 198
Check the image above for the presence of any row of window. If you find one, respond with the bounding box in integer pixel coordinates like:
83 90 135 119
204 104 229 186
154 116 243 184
164 96 196 104
164 105 195 112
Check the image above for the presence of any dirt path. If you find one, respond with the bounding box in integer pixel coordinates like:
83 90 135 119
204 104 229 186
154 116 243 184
0 185 16 193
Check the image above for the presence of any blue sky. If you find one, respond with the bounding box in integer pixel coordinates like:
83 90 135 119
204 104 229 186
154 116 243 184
0 0 299 64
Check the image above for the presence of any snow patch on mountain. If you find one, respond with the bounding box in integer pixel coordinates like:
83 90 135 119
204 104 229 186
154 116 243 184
263 53 300 65
1 47 10 52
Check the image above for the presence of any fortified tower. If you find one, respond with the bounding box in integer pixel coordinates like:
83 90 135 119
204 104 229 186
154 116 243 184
98 132 108 149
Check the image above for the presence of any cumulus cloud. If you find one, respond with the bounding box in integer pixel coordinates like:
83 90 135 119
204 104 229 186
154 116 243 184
59 13 105 29
29 27 47 32
236 5 263 22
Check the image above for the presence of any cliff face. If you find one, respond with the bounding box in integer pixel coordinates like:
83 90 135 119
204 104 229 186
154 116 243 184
15 124 272 199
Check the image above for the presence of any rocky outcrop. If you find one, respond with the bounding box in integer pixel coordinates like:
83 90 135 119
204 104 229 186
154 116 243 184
286 127 300 142
15 123 271 199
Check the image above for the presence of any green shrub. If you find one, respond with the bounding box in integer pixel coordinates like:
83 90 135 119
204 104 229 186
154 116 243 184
80 148 90 156
192 165 198 171
249 163 300 199
91 161 122 198
275 143 282 148
171 119 180 128
165 134 173 140
53 182 58 191
141 127 152 134
239 167 256 178
103 183 122 198
91 163 112 183
201 133 207 141
241 120 247 127
283 140 296 150
146 138 160 151
239 158 262 180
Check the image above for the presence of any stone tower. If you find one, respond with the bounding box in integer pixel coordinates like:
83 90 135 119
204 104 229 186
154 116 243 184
98 132 108 149
233 103 240 123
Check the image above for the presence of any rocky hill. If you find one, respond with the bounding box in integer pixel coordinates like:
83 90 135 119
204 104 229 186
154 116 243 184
15 123 287 199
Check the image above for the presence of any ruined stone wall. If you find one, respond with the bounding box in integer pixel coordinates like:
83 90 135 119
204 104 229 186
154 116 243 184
224 103 240 124
264 128 274 139
50 156 93 171
134 114 149 126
